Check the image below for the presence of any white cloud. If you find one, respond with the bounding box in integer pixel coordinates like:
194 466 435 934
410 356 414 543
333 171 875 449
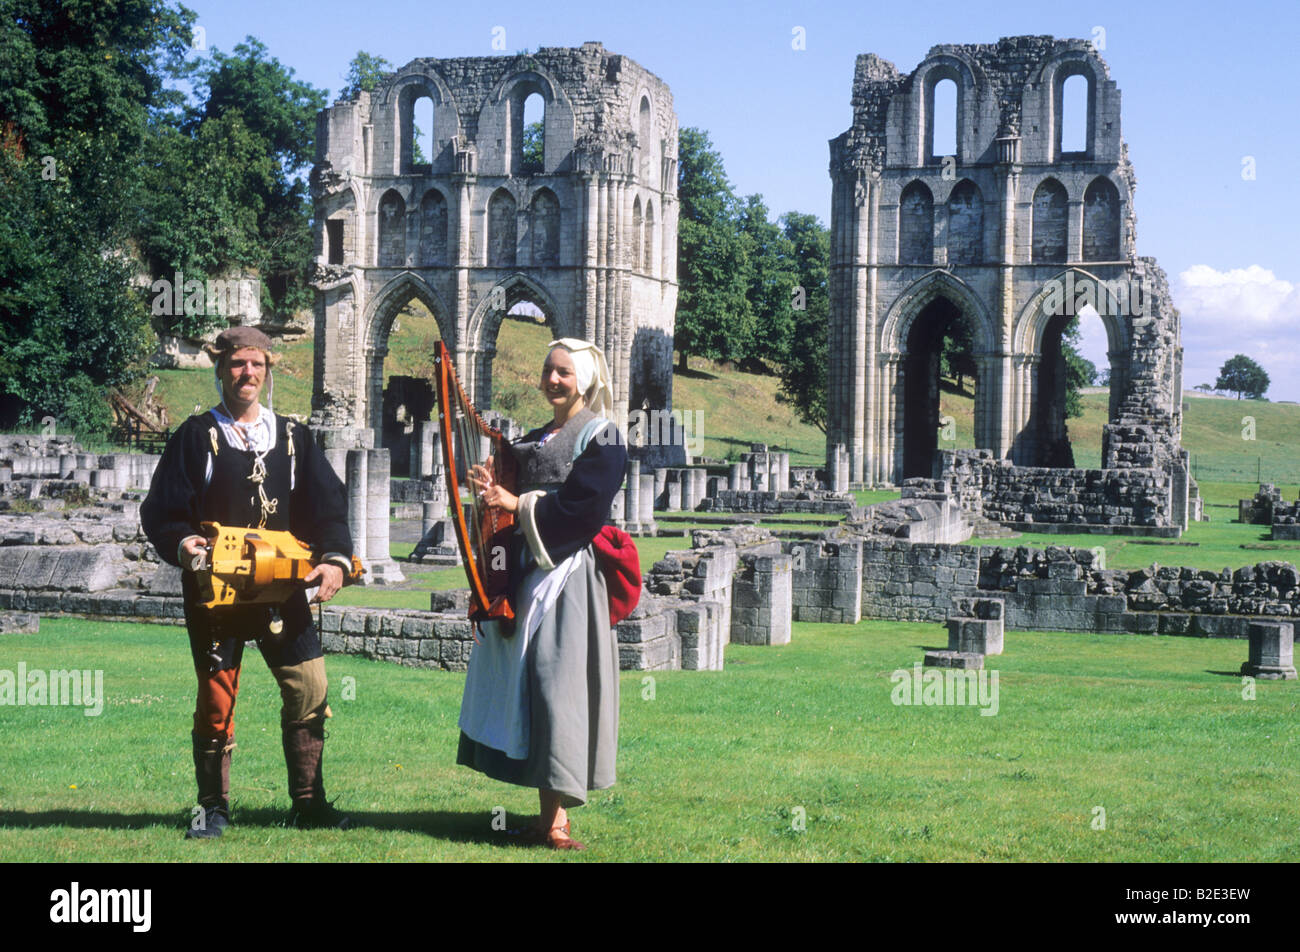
1175 265 1300 401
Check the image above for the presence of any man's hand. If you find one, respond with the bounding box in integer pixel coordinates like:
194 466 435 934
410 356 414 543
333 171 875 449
180 535 208 569
304 562 345 603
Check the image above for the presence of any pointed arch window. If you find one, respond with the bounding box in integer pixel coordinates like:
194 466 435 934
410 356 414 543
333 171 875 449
1031 179 1068 264
488 190 517 267
898 181 935 265
378 190 406 267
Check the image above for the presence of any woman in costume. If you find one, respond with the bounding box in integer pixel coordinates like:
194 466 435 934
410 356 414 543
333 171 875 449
456 338 627 851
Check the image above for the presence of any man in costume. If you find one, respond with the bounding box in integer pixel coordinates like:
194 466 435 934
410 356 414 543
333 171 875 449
141 326 354 838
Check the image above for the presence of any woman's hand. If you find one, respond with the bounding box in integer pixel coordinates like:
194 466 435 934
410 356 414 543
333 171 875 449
468 459 518 513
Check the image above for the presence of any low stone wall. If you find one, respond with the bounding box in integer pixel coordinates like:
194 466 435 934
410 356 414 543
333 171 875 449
797 531 1298 636
940 450 1176 535
699 490 854 515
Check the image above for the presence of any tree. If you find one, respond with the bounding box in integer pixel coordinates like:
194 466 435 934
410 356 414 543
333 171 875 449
940 321 976 392
775 212 830 432
136 37 327 336
1216 354 1270 400
341 51 392 100
0 0 194 432
674 127 753 371
1060 317 1096 417
521 120 543 173
735 194 796 372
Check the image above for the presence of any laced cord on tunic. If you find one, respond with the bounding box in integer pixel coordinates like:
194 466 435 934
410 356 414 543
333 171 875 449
247 449 278 528
221 401 279 529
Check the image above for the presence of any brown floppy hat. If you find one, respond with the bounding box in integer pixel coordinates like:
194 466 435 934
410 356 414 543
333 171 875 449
202 326 279 365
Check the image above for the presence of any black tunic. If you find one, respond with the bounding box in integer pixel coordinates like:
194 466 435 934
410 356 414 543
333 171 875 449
140 410 352 669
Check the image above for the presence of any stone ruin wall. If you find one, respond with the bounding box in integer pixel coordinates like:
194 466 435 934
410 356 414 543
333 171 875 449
825 35 1188 535
310 42 679 457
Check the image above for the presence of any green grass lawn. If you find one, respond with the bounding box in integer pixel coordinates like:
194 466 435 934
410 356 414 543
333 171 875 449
0 617 1294 861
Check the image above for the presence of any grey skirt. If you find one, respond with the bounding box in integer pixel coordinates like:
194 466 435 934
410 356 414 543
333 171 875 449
457 546 619 807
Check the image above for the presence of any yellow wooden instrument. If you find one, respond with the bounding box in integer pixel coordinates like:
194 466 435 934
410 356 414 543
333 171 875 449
192 521 364 610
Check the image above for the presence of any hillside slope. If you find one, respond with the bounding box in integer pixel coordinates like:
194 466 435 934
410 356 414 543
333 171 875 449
131 312 1299 482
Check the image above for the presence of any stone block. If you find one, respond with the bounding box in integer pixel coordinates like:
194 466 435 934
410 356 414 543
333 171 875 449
923 650 984 670
618 633 681 671
0 611 39 633
1240 621 1297 680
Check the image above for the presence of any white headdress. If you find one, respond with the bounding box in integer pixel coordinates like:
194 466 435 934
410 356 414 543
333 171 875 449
548 338 613 419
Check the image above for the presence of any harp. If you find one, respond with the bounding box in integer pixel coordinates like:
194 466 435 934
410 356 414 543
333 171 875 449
433 340 519 622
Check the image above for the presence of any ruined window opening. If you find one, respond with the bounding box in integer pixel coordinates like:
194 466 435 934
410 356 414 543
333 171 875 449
631 197 643 272
377 190 406 267
419 189 448 266
644 200 656 275
1082 177 1120 260
326 219 345 265
931 78 957 159
520 92 545 175
487 189 517 267
898 181 934 265
946 180 983 265
1061 74 1088 154
638 95 654 180
530 188 560 267
1031 179 1068 264
413 95 435 167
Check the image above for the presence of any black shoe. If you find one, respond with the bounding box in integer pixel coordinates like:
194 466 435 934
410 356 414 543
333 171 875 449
185 803 230 839
289 798 352 830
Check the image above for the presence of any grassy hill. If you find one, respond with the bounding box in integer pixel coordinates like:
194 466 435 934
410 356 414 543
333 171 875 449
130 314 1300 482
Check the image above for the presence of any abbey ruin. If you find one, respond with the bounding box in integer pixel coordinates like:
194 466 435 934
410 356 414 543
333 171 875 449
308 42 679 449
826 37 1188 532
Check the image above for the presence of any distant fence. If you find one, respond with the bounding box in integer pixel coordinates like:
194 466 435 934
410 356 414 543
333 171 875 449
1188 454 1300 486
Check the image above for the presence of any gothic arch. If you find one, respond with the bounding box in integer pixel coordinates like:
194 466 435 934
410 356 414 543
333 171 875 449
360 272 454 434
881 270 998 356
1012 267 1130 358
464 273 565 408
913 53 985 163
1033 51 1107 160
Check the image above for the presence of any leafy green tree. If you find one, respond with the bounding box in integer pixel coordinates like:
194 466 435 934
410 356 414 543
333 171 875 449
1061 318 1096 417
775 212 830 432
137 37 327 336
736 194 796 372
1215 354 1270 400
341 50 392 100
0 0 193 432
675 127 753 371
940 321 977 392
521 120 543 173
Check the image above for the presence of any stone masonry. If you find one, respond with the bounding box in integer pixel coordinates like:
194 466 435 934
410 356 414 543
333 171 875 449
309 42 679 457
826 36 1186 528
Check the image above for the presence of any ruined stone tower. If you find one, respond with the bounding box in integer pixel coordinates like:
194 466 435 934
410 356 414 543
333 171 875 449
827 36 1183 496
308 42 678 446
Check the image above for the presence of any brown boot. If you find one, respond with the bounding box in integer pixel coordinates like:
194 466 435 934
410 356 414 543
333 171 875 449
186 732 231 839
282 718 350 830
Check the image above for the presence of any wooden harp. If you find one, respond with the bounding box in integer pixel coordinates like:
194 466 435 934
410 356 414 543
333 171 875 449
433 340 519 622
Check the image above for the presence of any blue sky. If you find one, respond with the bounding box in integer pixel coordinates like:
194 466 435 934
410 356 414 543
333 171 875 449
186 0 1300 399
